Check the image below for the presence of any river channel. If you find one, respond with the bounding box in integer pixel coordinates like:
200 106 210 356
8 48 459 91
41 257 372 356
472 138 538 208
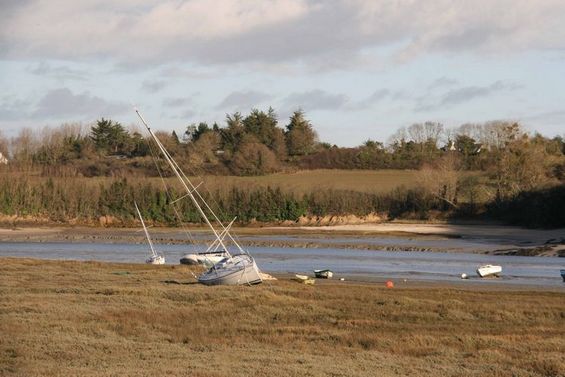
0 237 563 287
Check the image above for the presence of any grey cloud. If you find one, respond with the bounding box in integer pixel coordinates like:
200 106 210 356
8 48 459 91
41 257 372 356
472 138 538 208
431 24 509 52
348 89 391 110
523 110 565 134
141 80 168 93
283 89 348 111
216 90 273 110
0 96 33 121
179 109 196 119
427 77 459 90
163 97 192 108
441 81 520 106
414 81 521 112
32 88 129 119
28 62 86 81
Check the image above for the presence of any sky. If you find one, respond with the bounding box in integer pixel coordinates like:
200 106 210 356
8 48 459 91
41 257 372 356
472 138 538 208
1 0 565 147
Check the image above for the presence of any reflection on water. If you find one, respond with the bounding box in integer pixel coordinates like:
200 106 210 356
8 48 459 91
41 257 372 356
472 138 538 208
0 241 563 287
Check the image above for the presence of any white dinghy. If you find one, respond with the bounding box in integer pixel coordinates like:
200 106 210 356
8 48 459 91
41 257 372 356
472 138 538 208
134 201 165 265
135 109 262 286
476 264 502 278
179 218 236 266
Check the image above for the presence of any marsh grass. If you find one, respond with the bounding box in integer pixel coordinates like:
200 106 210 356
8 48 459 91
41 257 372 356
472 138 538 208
0 258 563 376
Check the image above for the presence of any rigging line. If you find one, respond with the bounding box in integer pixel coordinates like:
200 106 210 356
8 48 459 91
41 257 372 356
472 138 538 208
147 136 197 247
149 132 238 256
177 168 246 255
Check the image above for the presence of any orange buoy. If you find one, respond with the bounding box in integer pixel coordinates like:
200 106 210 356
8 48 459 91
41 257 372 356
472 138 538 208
385 280 394 288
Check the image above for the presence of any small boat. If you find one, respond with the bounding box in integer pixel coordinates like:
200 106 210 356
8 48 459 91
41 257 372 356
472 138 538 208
134 202 165 265
179 218 235 266
560 269 565 282
476 264 502 278
293 274 315 285
180 252 226 266
314 269 333 279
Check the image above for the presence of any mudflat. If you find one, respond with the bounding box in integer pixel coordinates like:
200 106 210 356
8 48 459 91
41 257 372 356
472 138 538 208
1 223 564 255
1 258 563 377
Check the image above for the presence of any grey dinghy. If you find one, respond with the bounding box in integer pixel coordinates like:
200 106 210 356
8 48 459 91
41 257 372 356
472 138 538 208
135 109 262 286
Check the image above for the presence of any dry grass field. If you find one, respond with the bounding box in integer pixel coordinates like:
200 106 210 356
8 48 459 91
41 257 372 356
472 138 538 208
2 169 420 194
1 258 563 377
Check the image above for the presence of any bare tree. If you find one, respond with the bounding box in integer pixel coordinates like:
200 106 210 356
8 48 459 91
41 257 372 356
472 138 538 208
418 152 461 209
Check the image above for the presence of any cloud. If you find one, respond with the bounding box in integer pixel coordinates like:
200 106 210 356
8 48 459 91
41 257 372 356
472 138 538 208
163 97 192 108
427 77 459 90
32 88 129 119
141 80 167 93
440 81 521 106
216 90 273 110
348 89 391 110
0 96 33 121
522 109 565 135
28 62 87 81
415 80 521 111
283 89 348 111
3 1 565 68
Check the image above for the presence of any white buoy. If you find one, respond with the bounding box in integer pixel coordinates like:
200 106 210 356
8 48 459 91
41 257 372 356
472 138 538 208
461 273 468 279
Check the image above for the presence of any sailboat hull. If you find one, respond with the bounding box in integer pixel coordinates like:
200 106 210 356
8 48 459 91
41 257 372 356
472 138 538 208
146 255 165 265
198 255 262 286
180 252 226 266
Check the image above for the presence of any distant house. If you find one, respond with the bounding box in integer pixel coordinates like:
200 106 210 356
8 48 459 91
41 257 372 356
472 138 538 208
0 152 7 165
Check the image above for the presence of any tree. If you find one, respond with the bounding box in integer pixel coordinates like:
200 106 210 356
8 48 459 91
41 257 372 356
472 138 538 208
230 136 279 176
220 112 245 152
90 118 130 155
455 134 477 169
0 130 9 161
243 108 279 149
285 110 317 156
491 133 552 199
184 122 210 142
418 153 461 210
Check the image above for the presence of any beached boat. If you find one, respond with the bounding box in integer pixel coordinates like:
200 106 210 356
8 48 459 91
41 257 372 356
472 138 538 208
314 269 333 279
476 264 502 278
294 274 315 285
180 252 226 266
134 202 165 265
135 109 261 286
561 269 565 282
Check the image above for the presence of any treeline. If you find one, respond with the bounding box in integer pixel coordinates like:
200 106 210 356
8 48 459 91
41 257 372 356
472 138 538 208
1 109 564 228
2 109 564 179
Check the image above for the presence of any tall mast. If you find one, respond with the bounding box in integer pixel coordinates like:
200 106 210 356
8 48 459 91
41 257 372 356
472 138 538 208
135 109 232 257
134 201 157 258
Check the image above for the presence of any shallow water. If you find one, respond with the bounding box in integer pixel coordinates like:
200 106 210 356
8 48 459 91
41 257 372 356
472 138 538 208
0 240 563 287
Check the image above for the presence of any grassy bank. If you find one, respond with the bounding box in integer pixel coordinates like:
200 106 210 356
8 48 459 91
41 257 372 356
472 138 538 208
1 258 563 376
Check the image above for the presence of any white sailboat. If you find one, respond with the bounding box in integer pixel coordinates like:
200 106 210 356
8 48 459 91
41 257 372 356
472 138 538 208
135 109 262 285
134 201 165 265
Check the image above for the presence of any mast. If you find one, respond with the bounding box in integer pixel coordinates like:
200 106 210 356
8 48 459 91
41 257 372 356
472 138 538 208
134 201 157 258
135 109 233 257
